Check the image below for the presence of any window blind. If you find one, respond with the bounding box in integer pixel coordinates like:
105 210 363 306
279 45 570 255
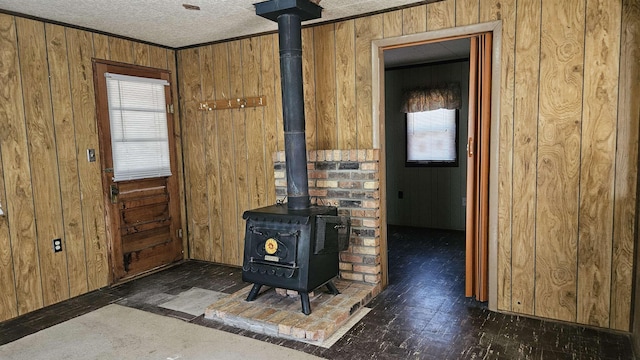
407 109 457 163
105 72 172 182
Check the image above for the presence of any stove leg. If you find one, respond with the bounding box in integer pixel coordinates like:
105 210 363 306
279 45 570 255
300 292 311 315
246 284 262 302
326 281 340 295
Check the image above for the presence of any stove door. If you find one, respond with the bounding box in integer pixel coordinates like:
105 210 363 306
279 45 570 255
247 224 299 266
314 215 350 254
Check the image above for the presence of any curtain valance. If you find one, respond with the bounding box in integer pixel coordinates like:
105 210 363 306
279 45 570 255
401 82 461 113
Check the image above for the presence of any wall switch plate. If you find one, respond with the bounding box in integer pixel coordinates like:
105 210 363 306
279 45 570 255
87 149 96 162
53 238 62 253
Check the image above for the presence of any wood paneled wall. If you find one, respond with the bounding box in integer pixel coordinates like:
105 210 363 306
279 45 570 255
385 61 469 231
0 13 181 322
177 0 639 330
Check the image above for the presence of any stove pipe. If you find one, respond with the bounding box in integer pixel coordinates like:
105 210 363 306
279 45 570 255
256 0 322 210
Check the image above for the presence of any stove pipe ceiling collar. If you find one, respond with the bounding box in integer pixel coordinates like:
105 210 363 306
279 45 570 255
255 0 322 210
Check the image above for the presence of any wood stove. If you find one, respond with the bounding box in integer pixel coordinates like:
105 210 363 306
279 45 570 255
242 204 349 314
242 0 349 315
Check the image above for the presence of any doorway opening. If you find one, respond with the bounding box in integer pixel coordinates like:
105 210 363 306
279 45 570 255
373 21 502 310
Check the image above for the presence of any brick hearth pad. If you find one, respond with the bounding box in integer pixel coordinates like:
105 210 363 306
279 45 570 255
204 280 379 344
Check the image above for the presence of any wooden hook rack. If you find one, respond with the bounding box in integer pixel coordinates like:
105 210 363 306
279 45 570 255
199 96 267 111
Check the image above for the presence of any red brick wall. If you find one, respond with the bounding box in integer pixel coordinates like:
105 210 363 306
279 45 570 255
273 149 381 285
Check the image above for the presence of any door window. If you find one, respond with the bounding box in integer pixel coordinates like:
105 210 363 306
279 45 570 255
105 73 171 182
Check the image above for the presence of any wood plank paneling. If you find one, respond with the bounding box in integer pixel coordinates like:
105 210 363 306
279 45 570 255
510 0 541 315
92 33 109 60
0 143 17 321
243 36 268 211
0 14 43 314
301 27 317 151
455 0 480 26
335 20 357 149
383 10 403 38
17 18 69 306
179 48 210 261
481 0 517 313
200 45 221 263
211 42 239 265
230 40 249 266
200 45 218 263
427 0 455 31
314 24 337 149
66 28 109 290
577 0 621 327
261 34 278 205
355 15 383 149
46 24 88 298
272 37 284 153
134 42 150 66
535 0 585 322
402 5 427 35
611 0 640 331
149 46 168 69
108 37 134 63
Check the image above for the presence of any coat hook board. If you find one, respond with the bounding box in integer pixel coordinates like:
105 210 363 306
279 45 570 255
199 96 267 111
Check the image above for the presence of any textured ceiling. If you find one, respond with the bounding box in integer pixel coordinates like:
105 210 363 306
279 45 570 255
384 38 470 68
0 0 434 48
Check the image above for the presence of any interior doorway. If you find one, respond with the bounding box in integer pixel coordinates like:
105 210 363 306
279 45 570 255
372 21 503 309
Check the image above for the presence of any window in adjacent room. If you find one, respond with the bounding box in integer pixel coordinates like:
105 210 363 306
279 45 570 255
406 108 459 167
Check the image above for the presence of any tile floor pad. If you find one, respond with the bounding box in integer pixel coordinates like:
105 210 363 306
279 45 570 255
205 280 378 344
159 287 229 316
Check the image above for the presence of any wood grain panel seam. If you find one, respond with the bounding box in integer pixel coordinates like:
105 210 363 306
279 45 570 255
63 26 90 291
197 47 214 261
13 19 45 310
0 143 20 317
575 1 588 324
609 0 634 330
42 24 74 298
257 39 271 207
530 0 544 315
226 43 241 261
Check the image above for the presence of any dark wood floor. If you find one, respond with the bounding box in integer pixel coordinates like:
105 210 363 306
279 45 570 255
0 225 634 359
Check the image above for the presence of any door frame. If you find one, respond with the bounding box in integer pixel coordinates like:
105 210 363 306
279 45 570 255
372 20 503 311
92 59 183 284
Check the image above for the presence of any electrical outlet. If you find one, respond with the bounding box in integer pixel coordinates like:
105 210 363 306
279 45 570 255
398 191 403 199
462 197 467 207
53 238 62 253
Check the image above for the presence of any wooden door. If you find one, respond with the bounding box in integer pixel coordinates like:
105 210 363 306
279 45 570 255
465 33 492 301
93 61 183 282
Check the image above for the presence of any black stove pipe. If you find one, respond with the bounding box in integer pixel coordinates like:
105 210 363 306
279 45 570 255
278 13 310 210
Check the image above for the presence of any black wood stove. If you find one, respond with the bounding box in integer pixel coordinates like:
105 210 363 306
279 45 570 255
242 0 349 315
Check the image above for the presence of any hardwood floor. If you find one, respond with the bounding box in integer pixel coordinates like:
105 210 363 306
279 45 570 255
0 225 634 359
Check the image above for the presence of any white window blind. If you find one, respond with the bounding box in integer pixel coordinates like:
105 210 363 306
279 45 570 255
407 109 457 163
105 73 172 182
